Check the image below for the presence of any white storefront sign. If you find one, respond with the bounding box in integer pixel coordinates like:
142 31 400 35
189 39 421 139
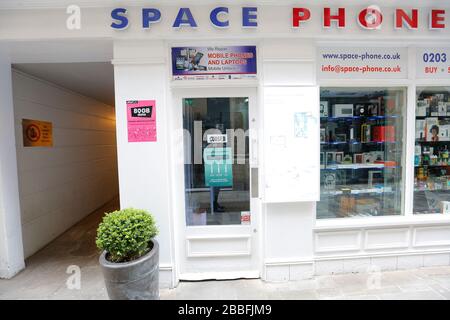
416 48 450 79
317 47 408 79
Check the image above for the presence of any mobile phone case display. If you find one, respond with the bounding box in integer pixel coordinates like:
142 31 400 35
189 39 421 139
414 87 450 214
318 88 405 219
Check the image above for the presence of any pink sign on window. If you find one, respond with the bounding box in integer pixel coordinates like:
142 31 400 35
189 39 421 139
127 100 157 142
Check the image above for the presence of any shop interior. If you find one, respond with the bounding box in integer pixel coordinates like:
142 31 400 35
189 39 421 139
414 86 450 214
318 87 406 219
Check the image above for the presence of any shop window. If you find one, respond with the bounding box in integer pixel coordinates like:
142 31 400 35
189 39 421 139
183 97 250 226
318 88 406 219
414 87 450 215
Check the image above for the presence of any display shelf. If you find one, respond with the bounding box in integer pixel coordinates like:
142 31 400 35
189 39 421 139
321 115 401 122
321 185 394 196
413 87 450 215
416 116 450 120
321 141 398 146
415 164 450 168
323 163 398 170
415 140 450 145
414 187 450 192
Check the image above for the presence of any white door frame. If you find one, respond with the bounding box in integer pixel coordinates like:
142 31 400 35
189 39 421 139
169 86 262 281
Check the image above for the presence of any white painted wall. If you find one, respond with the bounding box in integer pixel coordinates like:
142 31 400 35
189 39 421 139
12 70 118 258
0 55 25 279
113 41 175 288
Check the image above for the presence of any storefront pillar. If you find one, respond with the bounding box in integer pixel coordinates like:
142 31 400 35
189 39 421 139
264 203 315 281
112 41 176 288
261 39 317 281
0 53 25 278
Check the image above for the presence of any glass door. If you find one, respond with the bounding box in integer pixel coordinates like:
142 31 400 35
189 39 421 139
183 97 250 226
174 88 260 280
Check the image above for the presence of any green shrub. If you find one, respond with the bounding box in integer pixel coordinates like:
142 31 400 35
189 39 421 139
96 208 158 263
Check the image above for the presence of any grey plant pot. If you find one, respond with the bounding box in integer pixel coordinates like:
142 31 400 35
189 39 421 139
99 239 159 300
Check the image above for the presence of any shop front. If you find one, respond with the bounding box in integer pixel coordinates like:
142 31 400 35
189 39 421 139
0 1 450 287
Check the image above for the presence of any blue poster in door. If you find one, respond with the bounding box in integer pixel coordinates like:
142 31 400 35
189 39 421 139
203 147 233 187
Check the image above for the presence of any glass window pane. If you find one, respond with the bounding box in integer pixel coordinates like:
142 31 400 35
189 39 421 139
414 87 450 215
317 87 406 219
183 97 250 226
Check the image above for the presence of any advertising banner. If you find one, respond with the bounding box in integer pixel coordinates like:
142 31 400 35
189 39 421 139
318 47 408 79
417 48 450 79
22 119 53 147
127 100 157 142
171 46 257 81
203 147 233 187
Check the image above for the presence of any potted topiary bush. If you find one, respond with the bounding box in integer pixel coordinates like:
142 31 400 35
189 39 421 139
96 208 159 300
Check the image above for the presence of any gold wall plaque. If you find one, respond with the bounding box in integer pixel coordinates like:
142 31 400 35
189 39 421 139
22 119 53 147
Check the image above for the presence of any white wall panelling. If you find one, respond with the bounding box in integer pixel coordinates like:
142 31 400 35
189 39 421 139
0 56 25 278
12 70 119 258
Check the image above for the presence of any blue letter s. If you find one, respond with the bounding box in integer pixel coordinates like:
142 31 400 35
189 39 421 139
111 8 128 29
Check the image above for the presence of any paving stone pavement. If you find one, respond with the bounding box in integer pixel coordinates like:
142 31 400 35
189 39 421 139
0 199 449 300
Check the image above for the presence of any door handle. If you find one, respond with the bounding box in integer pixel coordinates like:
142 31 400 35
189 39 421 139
251 168 259 198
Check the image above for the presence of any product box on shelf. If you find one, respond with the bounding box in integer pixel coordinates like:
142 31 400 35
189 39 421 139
416 100 428 117
320 101 329 117
368 170 384 188
384 96 398 114
372 151 385 162
361 124 371 142
342 154 353 164
339 195 355 217
441 201 450 214
439 123 450 141
416 120 426 141
355 104 367 116
439 102 447 116
333 104 354 118
414 153 421 166
325 152 336 166
335 152 344 164
430 104 439 117
363 153 375 164
435 94 446 101
426 118 440 142
323 172 336 190
354 153 363 164
372 126 395 142
367 103 380 116
320 128 326 143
